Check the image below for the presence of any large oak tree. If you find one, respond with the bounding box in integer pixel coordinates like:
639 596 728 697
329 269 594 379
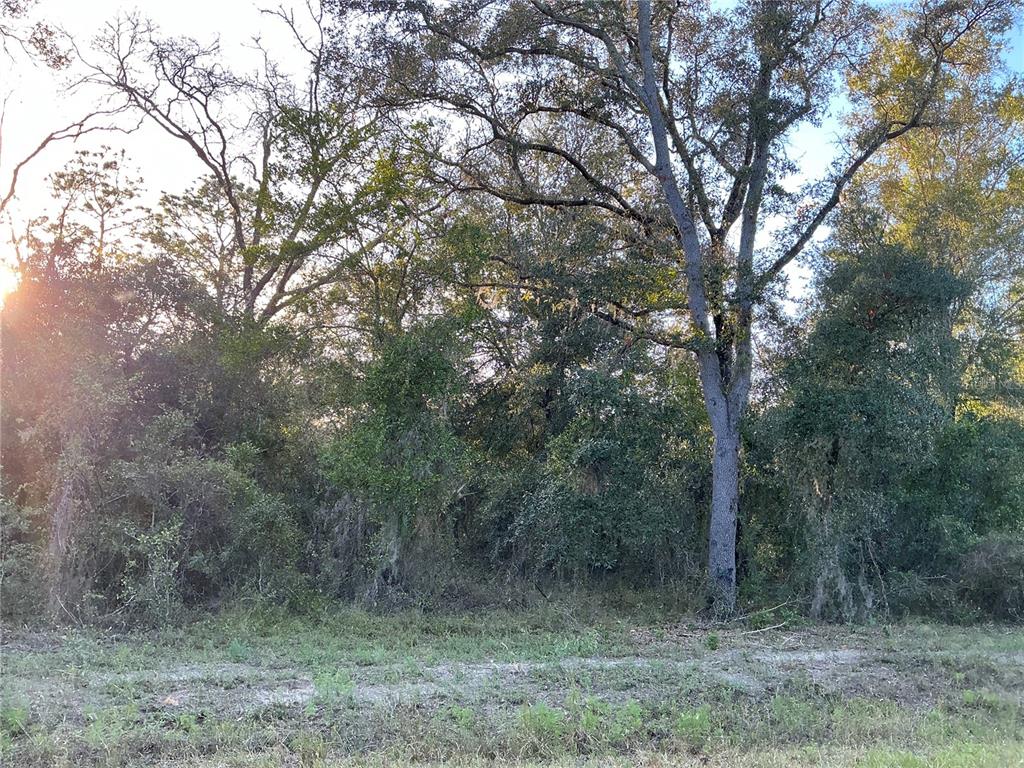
350 0 1020 612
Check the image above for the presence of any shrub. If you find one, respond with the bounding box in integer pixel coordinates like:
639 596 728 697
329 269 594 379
518 702 567 750
886 571 977 624
506 368 708 581
674 704 713 748
958 533 1024 621
320 324 470 600
0 497 45 620
118 520 185 625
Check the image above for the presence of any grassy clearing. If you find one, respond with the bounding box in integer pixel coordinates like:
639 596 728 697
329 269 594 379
2 605 1023 767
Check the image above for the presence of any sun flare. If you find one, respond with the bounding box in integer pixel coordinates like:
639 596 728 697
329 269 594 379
0 260 20 306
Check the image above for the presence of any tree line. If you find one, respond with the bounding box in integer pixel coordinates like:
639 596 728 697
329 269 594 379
2 0 1023 624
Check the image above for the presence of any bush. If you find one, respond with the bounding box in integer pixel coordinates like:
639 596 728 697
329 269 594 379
506 368 708 581
118 520 185 625
320 324 470 601
0 497 46 620
958 533 1024 621
886 571 977 624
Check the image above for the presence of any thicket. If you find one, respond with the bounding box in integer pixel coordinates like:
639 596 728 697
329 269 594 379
4 183 1021 625
2 2 1023 626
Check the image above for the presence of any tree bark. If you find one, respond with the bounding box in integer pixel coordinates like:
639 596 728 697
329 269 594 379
708 411 740 615
636 0 745 614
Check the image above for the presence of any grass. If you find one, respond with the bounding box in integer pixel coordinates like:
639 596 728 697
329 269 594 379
2 605 1022 766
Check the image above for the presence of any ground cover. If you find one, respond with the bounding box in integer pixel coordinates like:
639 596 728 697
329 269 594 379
3 606 1022 766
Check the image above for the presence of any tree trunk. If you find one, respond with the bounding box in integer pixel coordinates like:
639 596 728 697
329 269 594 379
46 444 89 621
708 414 740 615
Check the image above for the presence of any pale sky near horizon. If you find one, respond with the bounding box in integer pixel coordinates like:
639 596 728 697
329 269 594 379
1 0 1023 299
2 0 308 221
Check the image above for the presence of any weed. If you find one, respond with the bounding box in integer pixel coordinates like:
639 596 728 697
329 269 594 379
674 704 713 748
769 694 829 742
857 748 928 767
352 647 386 667
607 699 645 743
174 712 200 733
83 704 140 748
831 699 908 742
289 731 328 767
311 668 354 708
0 698 29 745
448 704 476 730
518 701 567 751
226 637 251 663
576 696 606 739
960 689 1011 713
564 694 648 749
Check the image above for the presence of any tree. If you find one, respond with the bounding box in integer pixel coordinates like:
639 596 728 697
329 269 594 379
2 147 321 621
1 0 68 68
852 58 1024 399
748 42 1024 619
354 0 1020 612
774 202 969 619
1 1 122 218
81 4 429 327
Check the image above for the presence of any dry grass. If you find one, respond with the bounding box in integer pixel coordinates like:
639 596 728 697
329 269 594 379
3 608 1022 767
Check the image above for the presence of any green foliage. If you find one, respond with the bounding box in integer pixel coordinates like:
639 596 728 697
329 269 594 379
319 323 471 599
749 197 1023 621
958 533 1024 621
99 413 308 624
2 8 1023 627
0 698 30 745
0 497 45 618
118 519 184 625
311 668 354 707
605 699 645 743
225 638 251 663
507 364 709 579
518 692 654 753
447 704 476 730
673 704 713 748
518 702 567 749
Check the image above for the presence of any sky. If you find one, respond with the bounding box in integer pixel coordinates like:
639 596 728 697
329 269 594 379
1 0 1023 301
0 0 314 298
2 0 304 217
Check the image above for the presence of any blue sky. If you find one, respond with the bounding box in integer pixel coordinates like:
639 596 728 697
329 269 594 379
1011 20 1024 71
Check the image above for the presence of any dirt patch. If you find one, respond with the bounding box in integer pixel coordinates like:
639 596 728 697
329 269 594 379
4 628 1022 727
750 648 866 664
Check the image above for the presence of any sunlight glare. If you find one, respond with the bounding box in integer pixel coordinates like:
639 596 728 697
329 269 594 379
0 259 20 307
